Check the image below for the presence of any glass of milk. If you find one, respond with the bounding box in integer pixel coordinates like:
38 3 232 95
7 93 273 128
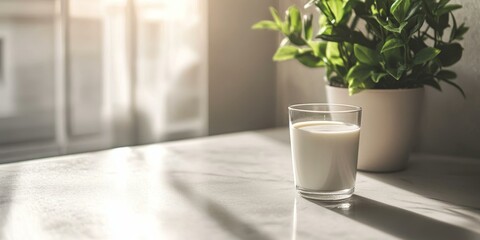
289 103 362 201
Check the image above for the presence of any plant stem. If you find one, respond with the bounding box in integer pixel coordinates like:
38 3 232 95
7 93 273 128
338 42 349 69
434 17 439 47
350 15 359 30
420 26 430 39
424 33 435 40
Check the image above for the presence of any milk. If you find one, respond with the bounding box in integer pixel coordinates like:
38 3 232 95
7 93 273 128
290 121 360 191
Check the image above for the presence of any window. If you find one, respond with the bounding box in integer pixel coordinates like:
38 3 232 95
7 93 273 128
0 0 207 162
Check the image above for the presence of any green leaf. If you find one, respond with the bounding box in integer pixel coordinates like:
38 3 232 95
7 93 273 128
438 0 450 8
269 7 282 26
391 0 411 22
316 1 335 24
383 46 404 71
381 38 404 53
349 87 363 95
318 14 328 28
437 4 462 16
318 23 332 36
373 15 389 28
386 65 406 80
354 44 380 66
308 41 323 57
327 0 346 25
318 42 328 63
454 23 469 40
437 43 463 67
409 37 428 53
404 1 422 21
318 25 372 45
287 34 307 46
375 1 389 15
326 42 344 66
251 21 280 31
273 46 299 61
371 72 388 83
319 22 372 47
423 0 435 13
397 21 410 33
449 13 458 42
304 14 313 40
413 47 441 65
375 15 409 33
347 64 375 95
296 51 325 68
346 64 374 86
437 12 449 35
350 29 375 48
436 70 457 79
427 61 441 74
287 6 302 35
426 15 438 31
408 15 425 37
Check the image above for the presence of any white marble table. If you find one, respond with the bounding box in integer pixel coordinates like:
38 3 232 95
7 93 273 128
0 129 479 240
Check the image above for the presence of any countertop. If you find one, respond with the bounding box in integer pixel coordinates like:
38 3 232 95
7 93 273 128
0 128 479 239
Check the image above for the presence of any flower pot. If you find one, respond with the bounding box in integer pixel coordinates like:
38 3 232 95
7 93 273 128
326 85 424 172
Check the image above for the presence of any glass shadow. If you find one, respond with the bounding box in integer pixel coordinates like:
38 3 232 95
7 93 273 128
364 155 480 209
307 195 480 240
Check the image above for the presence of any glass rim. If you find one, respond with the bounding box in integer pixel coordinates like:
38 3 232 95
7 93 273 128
288 103 362 114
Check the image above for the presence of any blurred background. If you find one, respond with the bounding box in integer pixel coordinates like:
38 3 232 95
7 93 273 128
0 0 478 163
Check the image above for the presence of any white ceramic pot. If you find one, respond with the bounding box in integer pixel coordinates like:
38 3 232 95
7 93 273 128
326 85 424 172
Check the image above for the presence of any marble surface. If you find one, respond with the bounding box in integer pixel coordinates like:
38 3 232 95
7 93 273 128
0 128 479 239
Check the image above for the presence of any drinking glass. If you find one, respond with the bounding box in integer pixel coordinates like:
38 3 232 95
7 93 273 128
289 103 362 201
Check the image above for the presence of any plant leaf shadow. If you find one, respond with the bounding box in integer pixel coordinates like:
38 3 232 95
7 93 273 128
308 195 480 240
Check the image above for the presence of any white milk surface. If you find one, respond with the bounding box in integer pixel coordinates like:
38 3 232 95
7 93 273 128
290 121 360 191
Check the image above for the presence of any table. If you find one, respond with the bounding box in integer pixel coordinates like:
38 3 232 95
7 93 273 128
0 128 479 239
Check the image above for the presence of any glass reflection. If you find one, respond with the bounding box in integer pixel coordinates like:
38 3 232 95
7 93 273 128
292 196 352 240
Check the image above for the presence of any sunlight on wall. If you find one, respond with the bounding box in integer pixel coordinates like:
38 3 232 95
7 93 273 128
135 0 208 143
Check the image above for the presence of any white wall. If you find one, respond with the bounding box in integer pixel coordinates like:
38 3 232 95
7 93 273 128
417 0 480 158
208 0 277 135
275 0 327 127
275 0 480 158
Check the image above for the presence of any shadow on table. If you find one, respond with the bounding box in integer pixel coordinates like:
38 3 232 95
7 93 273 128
0 166 18 238
363 155 480 209
168 174 275 240
309 195 480 240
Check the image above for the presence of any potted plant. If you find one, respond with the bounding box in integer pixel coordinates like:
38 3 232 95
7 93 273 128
253 0 468 172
